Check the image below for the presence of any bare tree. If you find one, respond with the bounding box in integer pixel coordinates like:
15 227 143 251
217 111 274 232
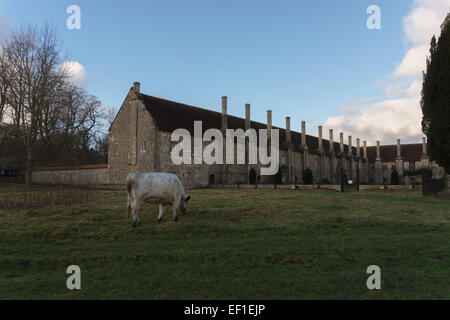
0 25 67 188
0 49 8 123
0 24 106 188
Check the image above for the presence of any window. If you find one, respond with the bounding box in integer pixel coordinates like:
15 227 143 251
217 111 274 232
392 165 396 171
409 162 415 170
139 141 147 153
114 146 118 156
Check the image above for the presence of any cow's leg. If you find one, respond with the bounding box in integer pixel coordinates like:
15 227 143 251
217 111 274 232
137 213 142 225
157 204 164 224
131 200 141 228
172 204 177 222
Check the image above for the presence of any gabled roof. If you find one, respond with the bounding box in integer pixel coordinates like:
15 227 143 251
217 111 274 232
139 93 358 155
138 92 425 161
366 144 425 162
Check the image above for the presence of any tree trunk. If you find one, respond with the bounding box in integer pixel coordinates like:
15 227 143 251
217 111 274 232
24 146 33 190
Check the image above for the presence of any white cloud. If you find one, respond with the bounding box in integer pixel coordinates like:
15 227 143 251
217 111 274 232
324 96 423 145
394 44 429 78
406 80 422 97
385 82 409 98
0 11 12 44
323 0 450 145
60 61 89 89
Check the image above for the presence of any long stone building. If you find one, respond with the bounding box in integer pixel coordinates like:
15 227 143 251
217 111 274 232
104 82 445 189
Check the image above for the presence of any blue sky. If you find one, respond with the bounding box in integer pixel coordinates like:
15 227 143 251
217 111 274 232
1 0 448 143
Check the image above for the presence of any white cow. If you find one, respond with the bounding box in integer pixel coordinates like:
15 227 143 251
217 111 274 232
126 172 191 227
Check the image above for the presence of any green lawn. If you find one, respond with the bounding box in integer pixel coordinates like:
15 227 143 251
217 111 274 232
0 184 449 299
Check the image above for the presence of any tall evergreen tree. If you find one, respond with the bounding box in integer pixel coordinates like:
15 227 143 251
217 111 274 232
421 19 450 174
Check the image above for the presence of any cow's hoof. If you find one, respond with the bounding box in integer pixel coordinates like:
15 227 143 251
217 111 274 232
138 221 142 226
132 221 137 228
157 218 162 224
174 216 178 222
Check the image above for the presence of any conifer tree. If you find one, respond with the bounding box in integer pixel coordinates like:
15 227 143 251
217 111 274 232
421 19 450 173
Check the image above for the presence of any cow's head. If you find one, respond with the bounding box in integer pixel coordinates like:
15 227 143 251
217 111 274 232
180 195 191 214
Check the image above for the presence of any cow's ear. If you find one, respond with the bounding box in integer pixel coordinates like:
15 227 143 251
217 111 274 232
185 196 191 202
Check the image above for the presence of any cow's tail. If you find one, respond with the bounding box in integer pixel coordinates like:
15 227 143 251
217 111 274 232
127 178 133 219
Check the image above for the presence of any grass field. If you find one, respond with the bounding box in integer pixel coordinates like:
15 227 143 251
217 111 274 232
0 183 449 299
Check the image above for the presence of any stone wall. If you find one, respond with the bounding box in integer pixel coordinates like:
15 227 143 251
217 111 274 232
32 165 109 186
108 89 159 185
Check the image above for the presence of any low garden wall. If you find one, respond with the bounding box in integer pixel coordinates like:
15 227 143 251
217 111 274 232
32 164 109 186
210 184 415 192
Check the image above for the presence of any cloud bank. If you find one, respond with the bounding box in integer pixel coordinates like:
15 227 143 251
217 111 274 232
324 0 450 145
0 11 12 44
60 61 89 89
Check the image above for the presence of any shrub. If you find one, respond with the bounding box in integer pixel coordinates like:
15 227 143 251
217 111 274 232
404 168 432 177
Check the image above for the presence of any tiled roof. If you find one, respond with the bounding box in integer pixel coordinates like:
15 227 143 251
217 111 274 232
139 93 358 155
366 144 425 162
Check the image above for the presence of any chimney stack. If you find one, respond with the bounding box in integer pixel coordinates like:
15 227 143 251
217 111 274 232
376 140 381 160
286 117 291 144
356 138 360 157
348 135 352 155
397 139 401 158
267 110 272 140
245 104 251 130
329 129 334 153
221 96 227 131
340 132 344 154
133 82 140 94
422 137 427 156
363 141 367 159
318 126 323 151
301 121 307 149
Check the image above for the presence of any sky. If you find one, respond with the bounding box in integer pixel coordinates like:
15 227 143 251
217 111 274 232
0 0 449 145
